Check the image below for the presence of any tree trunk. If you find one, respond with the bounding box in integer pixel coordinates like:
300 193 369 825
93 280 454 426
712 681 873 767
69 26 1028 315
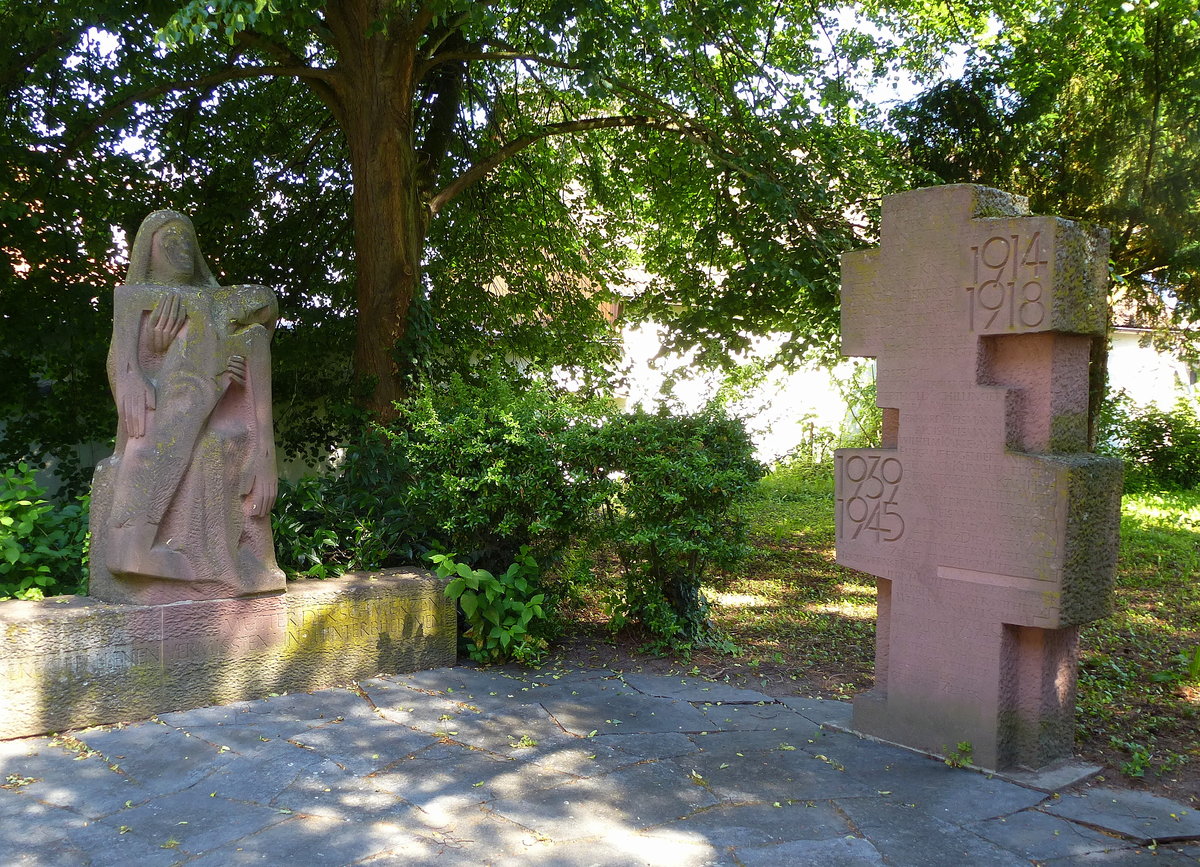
345 116 427 420
327 0 428 420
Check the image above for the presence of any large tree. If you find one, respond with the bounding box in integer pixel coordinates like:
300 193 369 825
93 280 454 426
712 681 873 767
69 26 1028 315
3 0 984 485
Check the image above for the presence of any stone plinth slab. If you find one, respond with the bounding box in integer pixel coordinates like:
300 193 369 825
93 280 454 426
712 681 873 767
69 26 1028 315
836 184 1123 771
0 568 453 739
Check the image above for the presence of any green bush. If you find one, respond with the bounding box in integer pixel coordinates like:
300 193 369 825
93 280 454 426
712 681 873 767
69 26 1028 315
432 547 549 664
0 464 89 600
273 373 765 658
591 407 764 650
376 368 611 574
273 474 368 578
1097 392 1200 491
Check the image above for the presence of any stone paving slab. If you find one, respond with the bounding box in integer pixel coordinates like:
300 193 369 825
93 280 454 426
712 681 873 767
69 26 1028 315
2 664 1198 866
619 673 775 704
538 680 713 736
1041 845 1200 865
1043 786 1200 844
71 723 234 791
97 786 290 855
593 730 700 760
667 738 875 803
644 800 854 848
781 695 855 727
19 814 192 867
191 738 331 804
735 835 886 866
803 729 1046 823
695 700 828 734
366 741 577 814
485 758 722 843
183 813 430 866
834 796 1032 866
969 809 1142 861
287 713 441 775
2 739 158 819
488 831 728 866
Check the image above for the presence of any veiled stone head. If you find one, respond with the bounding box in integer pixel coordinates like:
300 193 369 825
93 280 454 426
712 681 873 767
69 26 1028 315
126 210 218 288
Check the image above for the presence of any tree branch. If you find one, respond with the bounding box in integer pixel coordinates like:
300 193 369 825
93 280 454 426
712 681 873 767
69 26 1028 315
429 115 675 215
55 64 339 173
417 49 582 81
417 30 468 184
263 116 339 186
233 30 343 118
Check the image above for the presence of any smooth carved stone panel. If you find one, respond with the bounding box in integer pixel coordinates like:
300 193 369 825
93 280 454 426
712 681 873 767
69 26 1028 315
0 570 455 739
836 185 1123 771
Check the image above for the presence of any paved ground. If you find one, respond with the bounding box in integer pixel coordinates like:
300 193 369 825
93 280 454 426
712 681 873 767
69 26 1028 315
2 666 1198 866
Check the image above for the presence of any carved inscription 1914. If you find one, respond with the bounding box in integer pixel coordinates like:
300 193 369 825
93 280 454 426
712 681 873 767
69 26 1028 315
837 185 1123 771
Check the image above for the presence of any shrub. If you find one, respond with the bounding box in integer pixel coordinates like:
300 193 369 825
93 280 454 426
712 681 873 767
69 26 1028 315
1097 392 1200 491
377 367 612 575
591 406 764 650
273 474 366 578
431 547 549 664
273 373 764 658
0 464 89 600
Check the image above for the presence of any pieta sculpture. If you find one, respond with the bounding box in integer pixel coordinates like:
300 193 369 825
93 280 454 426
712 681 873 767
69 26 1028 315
89 210 285 604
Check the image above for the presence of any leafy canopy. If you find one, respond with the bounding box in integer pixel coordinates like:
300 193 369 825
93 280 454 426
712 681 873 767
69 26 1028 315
4 0 1004 483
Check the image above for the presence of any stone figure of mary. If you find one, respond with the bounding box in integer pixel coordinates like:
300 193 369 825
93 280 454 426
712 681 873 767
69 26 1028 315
89 210 286 604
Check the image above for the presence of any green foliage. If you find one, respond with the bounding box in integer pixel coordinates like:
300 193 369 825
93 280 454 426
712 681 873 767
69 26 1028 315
592 407 764 650
271 471 401 579
0 464 89 600
894 0 1200 333
836 363 883 450
1097 391 1200 491
273 372 763 657
375 367 613 574
272 365 612 578
1075 488 1200 779
2 0 978 473
942 741 974 769
432 547 549 664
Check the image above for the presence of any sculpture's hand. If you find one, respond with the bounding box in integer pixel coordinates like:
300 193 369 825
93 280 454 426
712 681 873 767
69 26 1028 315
247 470 277 517
216 355 246 392
147 292 187 353
225 355 246 386
120 374 155 439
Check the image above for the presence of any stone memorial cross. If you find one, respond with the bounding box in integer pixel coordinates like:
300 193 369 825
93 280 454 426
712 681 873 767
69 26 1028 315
836 185 1123 771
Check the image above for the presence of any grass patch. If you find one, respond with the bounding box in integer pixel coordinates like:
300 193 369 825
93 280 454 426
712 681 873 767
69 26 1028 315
1076 490 1200 783
704 462 875 697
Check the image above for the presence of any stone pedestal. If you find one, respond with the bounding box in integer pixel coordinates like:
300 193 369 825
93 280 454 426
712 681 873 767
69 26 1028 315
0 569 454 739
837 184 1123 771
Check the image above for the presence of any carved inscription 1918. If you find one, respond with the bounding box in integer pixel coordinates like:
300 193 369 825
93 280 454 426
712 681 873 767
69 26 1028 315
837 185 1123 771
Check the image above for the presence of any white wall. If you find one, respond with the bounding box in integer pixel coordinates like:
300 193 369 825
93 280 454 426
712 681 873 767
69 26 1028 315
615 322 857 463
1108 328 1196 409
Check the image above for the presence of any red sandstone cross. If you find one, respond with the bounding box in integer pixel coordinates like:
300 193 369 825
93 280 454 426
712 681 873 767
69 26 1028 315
835 185 1123 772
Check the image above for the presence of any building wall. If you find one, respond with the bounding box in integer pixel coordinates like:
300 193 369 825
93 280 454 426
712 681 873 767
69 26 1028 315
1108 328 1196 409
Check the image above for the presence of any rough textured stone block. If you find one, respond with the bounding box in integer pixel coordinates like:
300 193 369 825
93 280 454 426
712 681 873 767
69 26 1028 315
90 210 286 605
0 569 454 738
837 184 1123 771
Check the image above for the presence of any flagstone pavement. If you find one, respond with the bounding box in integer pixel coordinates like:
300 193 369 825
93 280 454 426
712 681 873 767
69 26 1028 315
2 666 1198 865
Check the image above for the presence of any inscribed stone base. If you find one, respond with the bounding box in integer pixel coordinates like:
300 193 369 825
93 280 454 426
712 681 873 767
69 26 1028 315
0 569 454 739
